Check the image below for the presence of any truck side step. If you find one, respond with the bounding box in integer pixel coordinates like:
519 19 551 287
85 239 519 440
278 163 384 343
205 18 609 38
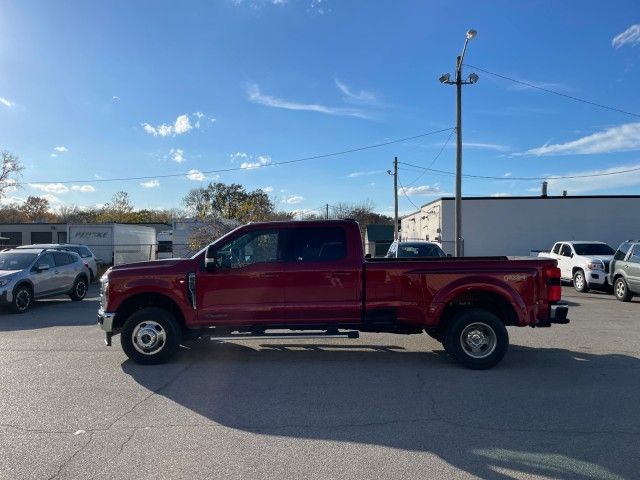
203 330 360 341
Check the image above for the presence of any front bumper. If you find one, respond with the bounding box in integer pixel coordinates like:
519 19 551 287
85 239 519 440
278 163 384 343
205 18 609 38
585 270 608 286
98 308 116 345
0 290 10 306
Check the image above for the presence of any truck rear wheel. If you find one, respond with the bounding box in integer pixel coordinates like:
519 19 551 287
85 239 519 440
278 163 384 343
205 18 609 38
443 309 508 370
120 307 182 365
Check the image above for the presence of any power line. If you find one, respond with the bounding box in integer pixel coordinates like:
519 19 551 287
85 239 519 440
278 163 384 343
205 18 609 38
404 128 455 187
398 161 640 181
27 128 454 185
396 173 423 212
465 64 640 119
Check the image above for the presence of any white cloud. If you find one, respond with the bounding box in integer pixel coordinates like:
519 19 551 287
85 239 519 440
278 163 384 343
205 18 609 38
194 112 205 118
112 95 120 102
50 153 57 158
30 183 70 194
334 78 376 103
262 186 274 193
140 180 160 188
247 84 368 119
174 114 192 134
54 146 68 152
463 142 509 152
0 96 15 108
504 172 512 177
286 195 304 204
541 163 640 194
142 114 197 137
241 155 271 169
490 192 510 197
612 24 640 49
70 185 96 193
347 170 383 178
522 123 640 156
398 185 443 196
186 169 206 181
170 148 186 163
41 194 62 204
230 152 250 161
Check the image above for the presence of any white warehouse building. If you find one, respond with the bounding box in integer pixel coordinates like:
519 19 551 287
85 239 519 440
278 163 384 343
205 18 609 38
400 195 640 256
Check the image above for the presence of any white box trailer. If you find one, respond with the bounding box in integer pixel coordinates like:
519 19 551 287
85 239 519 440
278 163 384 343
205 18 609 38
67 224 157 265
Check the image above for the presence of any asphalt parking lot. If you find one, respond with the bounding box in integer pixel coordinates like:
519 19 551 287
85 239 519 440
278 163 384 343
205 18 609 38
0 286 639 480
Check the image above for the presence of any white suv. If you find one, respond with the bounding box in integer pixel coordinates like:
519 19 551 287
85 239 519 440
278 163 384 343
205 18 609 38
539 241 615 292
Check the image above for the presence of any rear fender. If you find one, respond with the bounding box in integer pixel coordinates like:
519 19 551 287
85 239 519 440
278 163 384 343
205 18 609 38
429 275 528 325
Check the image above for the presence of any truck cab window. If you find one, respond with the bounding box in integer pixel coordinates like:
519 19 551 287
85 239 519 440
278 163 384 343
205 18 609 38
284 227 347 262
552 243 561 254
559 244 572 257
215 230 279 269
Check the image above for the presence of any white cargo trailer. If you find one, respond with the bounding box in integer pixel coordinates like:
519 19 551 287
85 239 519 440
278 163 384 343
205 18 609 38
67 224 157 265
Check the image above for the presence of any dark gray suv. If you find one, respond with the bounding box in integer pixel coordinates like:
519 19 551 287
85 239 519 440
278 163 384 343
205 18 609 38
0 248 89 313
610 241 640 302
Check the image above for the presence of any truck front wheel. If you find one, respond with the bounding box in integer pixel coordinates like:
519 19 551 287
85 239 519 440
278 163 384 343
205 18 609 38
573 270 588 293
120 307 182 365
443 309 508 370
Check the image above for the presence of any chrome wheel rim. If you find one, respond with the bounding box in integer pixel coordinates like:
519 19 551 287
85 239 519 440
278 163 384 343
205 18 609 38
76 281 87 298
575 273 584 290
616 280 625 298
460 322 497 359
15 290 30 311
132 320 166 355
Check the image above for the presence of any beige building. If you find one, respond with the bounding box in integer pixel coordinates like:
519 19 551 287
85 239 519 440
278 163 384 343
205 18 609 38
401 195 640 256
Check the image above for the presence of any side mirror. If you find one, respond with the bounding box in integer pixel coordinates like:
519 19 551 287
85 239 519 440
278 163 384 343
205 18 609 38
36 263 50 272
204 246 217 271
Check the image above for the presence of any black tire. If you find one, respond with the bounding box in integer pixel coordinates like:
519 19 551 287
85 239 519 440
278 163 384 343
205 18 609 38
69 276 88 301
573 269 588 293
11 284 33 314
120 307 182 365
614 277 633 302
443 308 508 370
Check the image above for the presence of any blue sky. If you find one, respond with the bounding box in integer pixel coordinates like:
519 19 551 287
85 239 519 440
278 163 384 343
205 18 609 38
1 0 639 217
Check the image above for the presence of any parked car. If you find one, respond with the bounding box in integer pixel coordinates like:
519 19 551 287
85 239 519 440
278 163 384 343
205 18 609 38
609 240 640 302
538 241 615 292
386 241 446 258
98 220 568 370
16 243 98 282
0 248 89 313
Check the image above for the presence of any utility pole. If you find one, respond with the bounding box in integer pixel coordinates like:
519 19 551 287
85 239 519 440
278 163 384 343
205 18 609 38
439 29 479 257
387 157 399 240
325 204 329 219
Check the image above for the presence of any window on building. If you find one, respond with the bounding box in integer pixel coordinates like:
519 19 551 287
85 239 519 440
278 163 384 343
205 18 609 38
31 231 53 244
1 232 22 247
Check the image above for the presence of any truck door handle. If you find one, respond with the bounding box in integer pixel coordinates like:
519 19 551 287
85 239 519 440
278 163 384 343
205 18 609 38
330 272 352 277
260 273 279 278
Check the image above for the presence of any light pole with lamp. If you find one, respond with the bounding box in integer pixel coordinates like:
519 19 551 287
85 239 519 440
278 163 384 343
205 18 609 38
439 29 479 257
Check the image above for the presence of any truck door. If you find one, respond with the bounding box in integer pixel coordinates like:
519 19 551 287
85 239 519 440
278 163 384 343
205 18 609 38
625 245 640 290
557 243 573 279
280 226 361 324
196 228 285 325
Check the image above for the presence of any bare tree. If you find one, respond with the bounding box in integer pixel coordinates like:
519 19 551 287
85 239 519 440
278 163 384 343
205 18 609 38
0 151 24 203
20 196 50 221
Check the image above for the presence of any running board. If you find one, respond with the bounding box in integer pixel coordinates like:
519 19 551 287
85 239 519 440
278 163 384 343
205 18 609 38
202 331 360 341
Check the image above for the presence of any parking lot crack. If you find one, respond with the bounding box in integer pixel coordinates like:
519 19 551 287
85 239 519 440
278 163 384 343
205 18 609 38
46 431 94 480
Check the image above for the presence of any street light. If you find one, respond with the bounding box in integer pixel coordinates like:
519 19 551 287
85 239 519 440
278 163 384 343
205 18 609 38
439 29 479 257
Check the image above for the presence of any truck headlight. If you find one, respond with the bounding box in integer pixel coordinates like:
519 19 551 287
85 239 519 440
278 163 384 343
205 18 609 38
587 262 604 271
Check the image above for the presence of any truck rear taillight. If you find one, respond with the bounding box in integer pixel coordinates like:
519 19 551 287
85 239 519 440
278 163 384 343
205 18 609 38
545 266 561 302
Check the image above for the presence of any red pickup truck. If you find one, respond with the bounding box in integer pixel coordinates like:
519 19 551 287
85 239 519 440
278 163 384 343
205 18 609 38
98 220 568 369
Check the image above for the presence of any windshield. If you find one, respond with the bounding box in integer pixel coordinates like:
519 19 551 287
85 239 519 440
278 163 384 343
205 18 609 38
397 243 445 258
573 244 615 256
0 252 37 271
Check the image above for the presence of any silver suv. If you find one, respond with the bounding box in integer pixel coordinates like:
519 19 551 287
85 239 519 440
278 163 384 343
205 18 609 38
16 243 98 282
0 248 89 313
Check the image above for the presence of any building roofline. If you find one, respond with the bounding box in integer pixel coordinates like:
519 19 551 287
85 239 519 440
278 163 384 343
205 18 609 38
401 194 640 217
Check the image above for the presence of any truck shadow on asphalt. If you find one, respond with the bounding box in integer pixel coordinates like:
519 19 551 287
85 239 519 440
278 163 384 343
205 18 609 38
122 341 639 480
